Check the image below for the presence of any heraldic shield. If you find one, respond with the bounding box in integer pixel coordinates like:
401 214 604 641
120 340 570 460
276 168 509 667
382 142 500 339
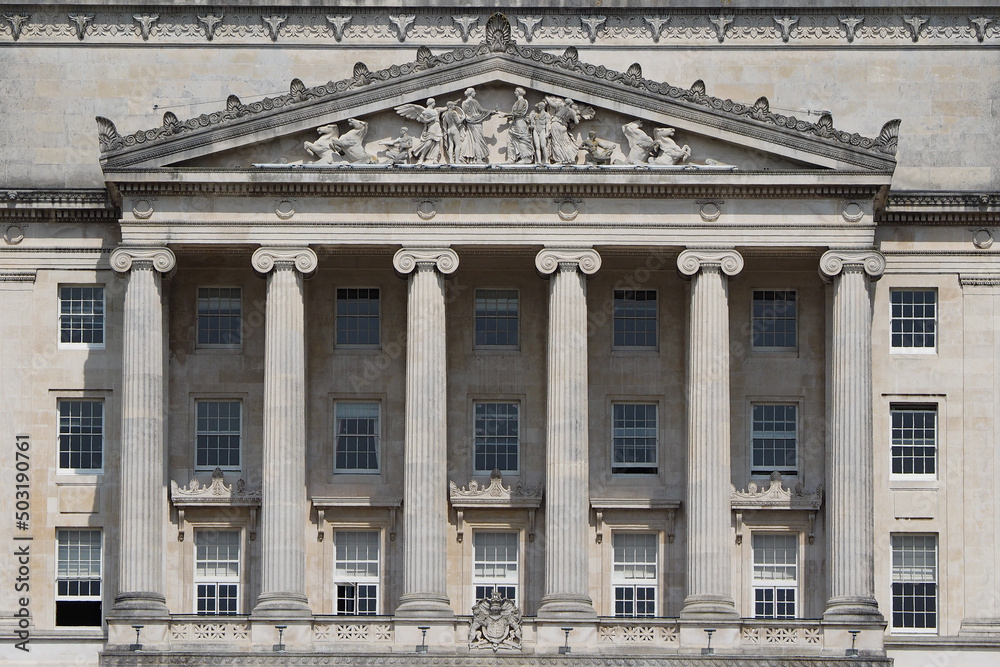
469 590 522 652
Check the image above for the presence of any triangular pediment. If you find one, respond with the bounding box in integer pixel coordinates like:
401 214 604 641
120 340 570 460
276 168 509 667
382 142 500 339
96 14 899 174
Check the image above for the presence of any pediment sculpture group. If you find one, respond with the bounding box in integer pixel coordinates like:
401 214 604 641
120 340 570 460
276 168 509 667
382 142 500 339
303 86 694 167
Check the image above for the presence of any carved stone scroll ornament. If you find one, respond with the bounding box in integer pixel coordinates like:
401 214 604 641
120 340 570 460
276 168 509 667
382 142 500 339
449 469 543 506
469 590 522 651
535 247 601 276
392 247 459 275
818 250 886 281
731 472 823 510
676 248 744 277
110 246 176 274
170 467 263 506
251 246 318 275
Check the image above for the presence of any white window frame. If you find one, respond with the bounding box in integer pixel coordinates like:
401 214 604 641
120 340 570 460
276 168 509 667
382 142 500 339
474 288 520 349
194 529 242 615
334 401 381 474
750 402 799 477
58 284 106 349
891 534 938 634
890 289 937 354
196 286 243 349
472 531 520 606
334 530 381 615
890 404 937 480
611 532 658 618
55 528 103 626
194 400 243 472
473 401 520 475
57 399 104 474
335 287 381 348
751 533 799 619
612 289 658 350
751 289 798 351
611 402 658 475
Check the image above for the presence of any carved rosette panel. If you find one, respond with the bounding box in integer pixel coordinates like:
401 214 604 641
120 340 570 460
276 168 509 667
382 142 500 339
251 246 318 274
392 247 459 275
110 246 176 273
818 250 886 280
534 247 601 275
676 248 744 277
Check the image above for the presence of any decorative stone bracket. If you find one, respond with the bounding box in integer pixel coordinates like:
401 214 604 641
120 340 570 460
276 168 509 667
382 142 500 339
311 496 401 543
731 472 823 545
169 467 262 542
590 498 681 544
449 469 543 543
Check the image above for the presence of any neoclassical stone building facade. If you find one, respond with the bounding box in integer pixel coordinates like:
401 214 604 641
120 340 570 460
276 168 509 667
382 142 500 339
1 3 998 667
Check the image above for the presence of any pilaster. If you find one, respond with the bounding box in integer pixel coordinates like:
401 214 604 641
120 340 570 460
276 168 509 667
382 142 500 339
677 248 743 620
535 247 600 620
108 246 176 617
819 250 886 622
393 247 458 618
251 246 317 617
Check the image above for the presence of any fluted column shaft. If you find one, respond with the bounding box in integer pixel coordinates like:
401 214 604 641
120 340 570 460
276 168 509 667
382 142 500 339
252 247 317 616
110 247 175 616
820 250 885 620
678 249 743 619
535 248 600 619
393 247 458 617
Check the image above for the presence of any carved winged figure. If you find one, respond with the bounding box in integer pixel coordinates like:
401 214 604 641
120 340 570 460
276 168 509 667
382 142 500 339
395 99 445 164
469 590 522 652
546 96 595 165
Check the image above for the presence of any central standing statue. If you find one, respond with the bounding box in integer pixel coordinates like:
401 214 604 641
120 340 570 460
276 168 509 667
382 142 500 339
504 88 534 164
460 88 496 164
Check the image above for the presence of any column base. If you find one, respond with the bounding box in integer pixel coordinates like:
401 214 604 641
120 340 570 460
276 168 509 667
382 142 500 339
823 596 884 622
536 594 597 620
394 593 455 619
110 591 169 617
252 591 312 618
679 594 740 620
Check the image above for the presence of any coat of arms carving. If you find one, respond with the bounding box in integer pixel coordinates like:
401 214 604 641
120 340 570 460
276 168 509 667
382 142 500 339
468 590 521 652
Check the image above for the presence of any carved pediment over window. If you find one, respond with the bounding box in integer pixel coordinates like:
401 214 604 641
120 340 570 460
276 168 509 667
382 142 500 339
731 472 823 511
170 467 262 507
449 469 543 509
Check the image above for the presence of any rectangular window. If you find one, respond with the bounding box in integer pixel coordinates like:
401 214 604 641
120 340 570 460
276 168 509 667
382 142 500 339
336 288 380 347
56 529 102 626
892 535 937 632
613 290 657 348
752 290 797 349
195 530 241 615
58 400 103 473
752 534 798 619
473 532 519 604
612 533 657 617
197 287 242 347
751 404 798 476
475 289 519 348
612 403 657 475
335 402 380 473
195 401 242 471
891 289 936 351
335 531 380 615
474 402 519 475
891 406 937 476
59 285 105 347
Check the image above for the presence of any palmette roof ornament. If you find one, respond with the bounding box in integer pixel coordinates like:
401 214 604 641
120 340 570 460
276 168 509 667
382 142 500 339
95 13 899 169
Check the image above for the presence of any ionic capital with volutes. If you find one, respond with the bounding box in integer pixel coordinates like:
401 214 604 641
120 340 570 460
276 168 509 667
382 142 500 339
110 246 176 274
251 246 318 275
534 247 601 275
393 247 459 275
819 250 885 281
677 248 744 277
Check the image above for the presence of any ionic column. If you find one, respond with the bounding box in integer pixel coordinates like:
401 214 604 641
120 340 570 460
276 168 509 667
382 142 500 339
819 250 885 621
109 246 175 616
251 247 317 617
535 248 601 619
677 249 743 619
393 247 459 618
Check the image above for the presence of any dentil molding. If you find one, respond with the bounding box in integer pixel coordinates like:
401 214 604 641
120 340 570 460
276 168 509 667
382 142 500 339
392 246 459 274
251 246 318 274
109 246 176 273
534 247 601 275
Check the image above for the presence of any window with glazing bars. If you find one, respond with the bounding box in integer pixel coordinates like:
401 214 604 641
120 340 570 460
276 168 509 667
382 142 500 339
752 534 798 619
475 289 519 347
58 400 103 472
335 402 380 472
473 532 518 604
59 286 105 346
474 402 519 474
195 400 241 470
752 290 797 349
56 529 102 626
890 290 936 351
891 534 937 632
613 290 657 348
336 288 380 346
335 531 380 615
751 404 797 476
612 403 657 474
891 406 936 476
612 533 657 617
195 530 241 615
197 287 242 346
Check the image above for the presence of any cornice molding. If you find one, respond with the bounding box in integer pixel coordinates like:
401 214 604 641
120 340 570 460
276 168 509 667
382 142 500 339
676 248 744 276
0 188 118 222
535 247 601 274
879 190 1000 225
392 246 459 274
251 246 318 274
818 249 885 279
109 246 176 273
